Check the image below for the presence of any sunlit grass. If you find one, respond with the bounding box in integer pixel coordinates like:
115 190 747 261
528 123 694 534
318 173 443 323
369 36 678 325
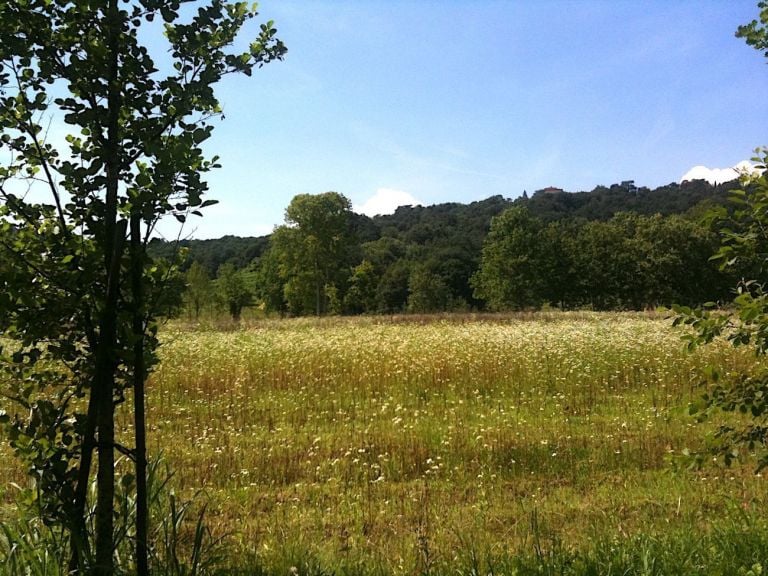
137 313 765 572
2 312 767 574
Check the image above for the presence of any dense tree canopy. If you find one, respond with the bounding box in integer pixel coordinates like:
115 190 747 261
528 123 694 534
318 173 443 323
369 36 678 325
217 262 252 320
269 192 356 316
471 206 545 310
166 178 738 318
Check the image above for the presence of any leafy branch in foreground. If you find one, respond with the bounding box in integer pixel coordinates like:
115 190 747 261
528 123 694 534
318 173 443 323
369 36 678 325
673 3 768 471
0 1 284 574
674 148 768 469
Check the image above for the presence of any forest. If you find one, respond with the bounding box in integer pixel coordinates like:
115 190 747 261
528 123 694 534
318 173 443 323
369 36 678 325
149 177 743 319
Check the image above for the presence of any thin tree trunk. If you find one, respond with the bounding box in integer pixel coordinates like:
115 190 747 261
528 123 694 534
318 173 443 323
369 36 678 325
70 223 125 573
68 375 99 571
94 0 122 572
315 258 321 316
94 219 126 575
130 213 150 576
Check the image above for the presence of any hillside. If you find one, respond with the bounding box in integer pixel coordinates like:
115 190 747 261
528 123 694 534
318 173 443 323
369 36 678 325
149 178 735 277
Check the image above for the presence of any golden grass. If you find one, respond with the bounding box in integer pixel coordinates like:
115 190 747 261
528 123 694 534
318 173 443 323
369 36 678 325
2 312 766 572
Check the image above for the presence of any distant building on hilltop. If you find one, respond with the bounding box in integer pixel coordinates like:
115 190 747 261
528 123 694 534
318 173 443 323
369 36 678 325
539 186 564 194
620 180 638 193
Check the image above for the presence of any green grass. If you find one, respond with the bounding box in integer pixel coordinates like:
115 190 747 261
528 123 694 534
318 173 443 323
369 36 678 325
3 311 768 574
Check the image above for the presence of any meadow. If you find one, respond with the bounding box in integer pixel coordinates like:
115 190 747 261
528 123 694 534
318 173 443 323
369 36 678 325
3 311 768 575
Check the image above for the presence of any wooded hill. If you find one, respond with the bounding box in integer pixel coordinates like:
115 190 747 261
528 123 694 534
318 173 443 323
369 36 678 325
149 177 742 315
151 179 736 272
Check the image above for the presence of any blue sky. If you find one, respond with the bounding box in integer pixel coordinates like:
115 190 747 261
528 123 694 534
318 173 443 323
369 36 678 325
175 0 768 239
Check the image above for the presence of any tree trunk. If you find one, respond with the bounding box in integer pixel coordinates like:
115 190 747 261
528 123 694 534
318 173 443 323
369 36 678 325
94 1 122 573
130 214 149 576
94 219 126 575
69 381 99 571
314 259 322 316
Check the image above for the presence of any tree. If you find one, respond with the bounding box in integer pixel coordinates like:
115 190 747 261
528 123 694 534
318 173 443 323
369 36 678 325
185 260 213 319
376 259 411 313
254 245 288 315
217 262 253 321
737 0 768 57
630 214 726 308
675 3 768 470
407 265 450 313
471 206 545 310
270 192 355 316
675 149 768 466
344 259 378 314
536 219 584 309
571 216 638 309
0 2 284 574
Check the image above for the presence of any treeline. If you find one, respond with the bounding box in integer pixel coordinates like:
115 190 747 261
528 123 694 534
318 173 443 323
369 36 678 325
473 208 728 310
152 178 741 318
521 178 738 222
148 234 270 277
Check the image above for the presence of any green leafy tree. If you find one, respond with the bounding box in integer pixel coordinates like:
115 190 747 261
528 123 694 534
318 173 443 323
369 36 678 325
537 219 582 309
325 282 343 315
675 149 768 468
217 262 253 321
344 259 378 314
270 192 355 316
471 206 545 310
631 214 725 308
376 259 411 313
185 260 213 319
407 265 450 313
271 225 315 315
571 217 637 309
0 1 284 574
254 245 288 315
359 237 409 313
737 0 768 57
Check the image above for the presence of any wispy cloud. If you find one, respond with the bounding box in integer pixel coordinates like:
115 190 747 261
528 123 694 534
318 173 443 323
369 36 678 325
348 121 505 181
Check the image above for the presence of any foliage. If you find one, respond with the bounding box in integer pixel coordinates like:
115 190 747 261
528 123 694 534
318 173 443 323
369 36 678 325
673 4 768 472
175 178 740 318
177 179 733 318
0 0 284 572
267 192 355 316
407 265 450 313
216 263 252 321
185 262 213 320
374 258 411 313
674 149 768 469
0 456 224 575
148 235 270 277
471 207 726 312
253 246 287 316
737 0 768 58
521 179 740 223
471 206 544 310
343 259 378 314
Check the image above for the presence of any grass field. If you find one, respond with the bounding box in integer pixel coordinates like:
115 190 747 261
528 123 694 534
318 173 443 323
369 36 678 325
3 311 768 574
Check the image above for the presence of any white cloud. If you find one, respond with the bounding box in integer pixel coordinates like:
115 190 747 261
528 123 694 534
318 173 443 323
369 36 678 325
355 188 422 217
680 160 759 185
